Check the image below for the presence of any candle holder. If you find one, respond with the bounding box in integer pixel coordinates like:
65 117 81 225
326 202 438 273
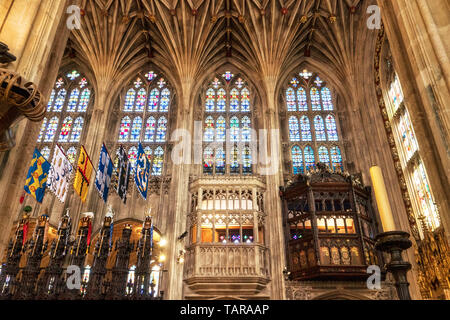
375 231 412 300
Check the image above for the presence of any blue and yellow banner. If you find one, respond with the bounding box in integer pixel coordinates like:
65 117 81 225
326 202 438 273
24 148 51 203
134 142 150 200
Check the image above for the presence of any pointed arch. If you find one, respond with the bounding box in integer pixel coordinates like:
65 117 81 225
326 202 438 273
292 146 303 174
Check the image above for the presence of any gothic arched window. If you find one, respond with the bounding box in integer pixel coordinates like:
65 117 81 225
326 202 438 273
36 70 92 163
285 69 344 173
116 71 171 176
202 73 253 175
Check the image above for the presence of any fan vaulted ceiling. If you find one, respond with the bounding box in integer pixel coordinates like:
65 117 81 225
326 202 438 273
68 0 370 101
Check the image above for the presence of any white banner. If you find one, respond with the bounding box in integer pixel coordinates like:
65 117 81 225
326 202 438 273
47 145 74 202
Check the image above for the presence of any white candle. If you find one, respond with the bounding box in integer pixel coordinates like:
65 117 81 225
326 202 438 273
370 166 396 232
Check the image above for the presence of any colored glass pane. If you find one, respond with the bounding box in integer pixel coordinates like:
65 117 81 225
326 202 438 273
311 87 321 111
148 88 159 112
204 116 214 142
203 147 214 173
413 162 440 231
67 89 79 112
119 116 131 142
314 115 326 141
206 88 215 112
41 146 51 160
230 88 239 112
304 146 315 171
230 116 239 142
388 75 404 118
241 116 251 142
37 118 47 142
135 88 146 112
241 88 250 112
144 146 153 162
128 146 138 169
286 88 296 111
321 87 333 111
289 116 300 142
300 116 312 141
70 117 84 142
45 117 59 142
215 148 225 174
124 89 136 112
58 117 73 142
54 89 66 112
318 146 330 165
160 88 170 112
216 116 226 142
144 117 156 142
217 88 226 112
78 88 90 112
156 117 167 142
130 117 143 142
292 146 303 174
297 88 307 111
47 90 55 111
325 115 338 141
398 111 419 163
243 147 252 173
330 146 342 171
152 147 164 176
66 147 77 164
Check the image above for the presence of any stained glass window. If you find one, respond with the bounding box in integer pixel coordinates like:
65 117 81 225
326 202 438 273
300 116 312 141
119 116 131 142
314 115 326 141
297 88 308 111
412 162 440 230
47 90 55 112
304 146 315 171
230 146 239 173
130 117 143 142
230 88 239 112
148 88 159 112
152 147 164 176
124 89 136 112
54 89 66 112
41 146 50 160
242 146 252 173
203 147 214 174
318 146 330 165
216 116 226 142
310 87 321 111
66 146 77 164
37 118 47 143
325 115 338 141
217 88 226 112
292 146 303 174
398 111 419 163
230 116 240 142
204 116 215 142
241 116 251 142
145 117 156 142
67 89 79 112
206 88 215 112
215 148 225 174
70 117 84 142
58 117 73 142
128 146 138 169
241 88 250 112
289 116 300 142
388 74 404 118
78 88 90 112
321 87 333 111
144 146 153 163
286 88 296 112
160 88 170 112
135 88 147 112
45 117 59 142
156 117 167 142
330 146 342 171
286 71 344 175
